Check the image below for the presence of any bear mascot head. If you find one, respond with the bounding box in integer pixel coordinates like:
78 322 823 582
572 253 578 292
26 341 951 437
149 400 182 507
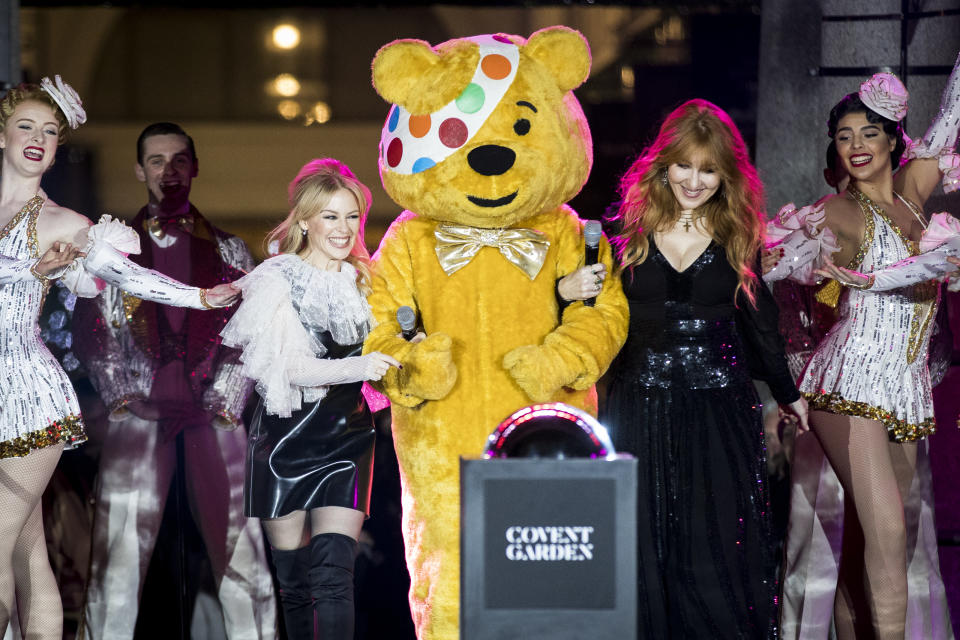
364 27 627 640
374 28 592 229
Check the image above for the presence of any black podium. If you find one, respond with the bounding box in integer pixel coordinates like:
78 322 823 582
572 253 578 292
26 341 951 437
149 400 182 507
460 457 637 639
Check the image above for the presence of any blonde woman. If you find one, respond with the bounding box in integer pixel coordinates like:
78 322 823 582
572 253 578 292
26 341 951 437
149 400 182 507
221 158 398 640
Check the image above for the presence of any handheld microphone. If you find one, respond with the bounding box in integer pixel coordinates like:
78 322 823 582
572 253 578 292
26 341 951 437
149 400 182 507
397 305 418 341
583 220 602 307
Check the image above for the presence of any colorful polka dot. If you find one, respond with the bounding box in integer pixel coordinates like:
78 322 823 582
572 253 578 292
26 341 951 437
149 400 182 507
409 114 432 138
455 84 485 114
438 118 468 148
378 34 520 174
386 138 403 167
412 157 436 173
481 54 512 80
387 105 400 132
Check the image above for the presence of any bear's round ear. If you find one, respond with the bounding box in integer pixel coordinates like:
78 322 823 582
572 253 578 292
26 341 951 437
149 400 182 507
372 38 479 115
524 26 591 92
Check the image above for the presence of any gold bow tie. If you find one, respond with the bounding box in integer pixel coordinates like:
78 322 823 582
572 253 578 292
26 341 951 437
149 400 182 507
147 215 194 239
434 224 550 280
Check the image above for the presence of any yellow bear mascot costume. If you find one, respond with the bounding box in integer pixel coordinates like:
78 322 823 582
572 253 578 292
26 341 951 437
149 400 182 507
366 26 629 639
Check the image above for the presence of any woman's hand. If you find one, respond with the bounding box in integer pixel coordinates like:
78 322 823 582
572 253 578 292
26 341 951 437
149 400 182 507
203 283 242 307
781 396 809 433
814 255 872 289
557 263 606 301
761 246 784 275
34 241 84 276
361 352 403 381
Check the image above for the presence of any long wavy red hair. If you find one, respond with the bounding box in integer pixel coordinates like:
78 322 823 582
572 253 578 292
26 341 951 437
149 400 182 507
609 99 766 306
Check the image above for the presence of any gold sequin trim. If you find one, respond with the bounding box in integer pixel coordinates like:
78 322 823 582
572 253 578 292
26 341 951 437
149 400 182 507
26 196 43 259
906 281 939 364
122 290 144 323
804 391 935 442
107 393 145 415
122 291 142 321
0 414 87 458
209 406 241 430
846 187 877 270
0 196 44 242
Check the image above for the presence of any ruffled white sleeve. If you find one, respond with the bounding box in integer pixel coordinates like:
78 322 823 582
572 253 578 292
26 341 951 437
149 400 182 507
62 215 209 308
861 212 960 291
763 202 839 284
220 262 322 417
220 259 380 417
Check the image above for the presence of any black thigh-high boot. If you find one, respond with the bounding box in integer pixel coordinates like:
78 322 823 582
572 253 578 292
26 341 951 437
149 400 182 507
271 546 315 640
308 532 358 640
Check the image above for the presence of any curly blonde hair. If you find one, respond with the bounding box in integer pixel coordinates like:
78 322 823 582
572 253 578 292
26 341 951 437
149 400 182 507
609 99 765 306
0 84 69 143
266 158 373 295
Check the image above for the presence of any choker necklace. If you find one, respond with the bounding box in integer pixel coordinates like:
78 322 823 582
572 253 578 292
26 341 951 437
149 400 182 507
678 211 701 232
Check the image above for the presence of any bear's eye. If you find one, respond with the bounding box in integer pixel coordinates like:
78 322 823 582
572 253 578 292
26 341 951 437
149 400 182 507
513 119 531 136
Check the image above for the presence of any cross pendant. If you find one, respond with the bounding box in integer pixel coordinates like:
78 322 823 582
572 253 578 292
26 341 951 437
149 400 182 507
682 219 691 232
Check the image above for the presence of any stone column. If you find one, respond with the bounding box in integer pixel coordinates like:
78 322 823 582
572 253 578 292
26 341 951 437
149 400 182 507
0 0 20 89
757 0 960 213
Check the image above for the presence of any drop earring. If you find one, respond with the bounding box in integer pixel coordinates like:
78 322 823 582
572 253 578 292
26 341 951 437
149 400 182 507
661 170 669 186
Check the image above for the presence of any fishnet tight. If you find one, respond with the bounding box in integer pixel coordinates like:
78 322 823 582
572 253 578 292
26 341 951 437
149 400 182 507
0 444 64 640
809 410 917 640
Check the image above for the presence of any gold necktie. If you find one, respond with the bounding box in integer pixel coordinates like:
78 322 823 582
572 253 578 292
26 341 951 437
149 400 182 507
434 224 550 280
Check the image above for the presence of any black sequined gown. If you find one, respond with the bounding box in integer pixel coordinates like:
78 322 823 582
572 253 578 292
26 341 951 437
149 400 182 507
600 240 799 640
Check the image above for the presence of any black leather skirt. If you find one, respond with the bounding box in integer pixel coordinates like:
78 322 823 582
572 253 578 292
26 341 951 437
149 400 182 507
244 379 375 519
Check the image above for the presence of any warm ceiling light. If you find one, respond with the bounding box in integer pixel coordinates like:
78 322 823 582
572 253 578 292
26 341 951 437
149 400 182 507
273 73 301 97
272 24 301 50
312 101 331 124
277 100 301 120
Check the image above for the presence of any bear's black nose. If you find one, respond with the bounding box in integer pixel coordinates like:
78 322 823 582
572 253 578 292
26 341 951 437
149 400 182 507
467 145 516 176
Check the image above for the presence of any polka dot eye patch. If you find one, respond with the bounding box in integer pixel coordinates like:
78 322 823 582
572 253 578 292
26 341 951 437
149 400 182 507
379 34 520 175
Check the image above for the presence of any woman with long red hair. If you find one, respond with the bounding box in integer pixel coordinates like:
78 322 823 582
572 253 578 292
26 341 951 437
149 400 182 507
599 99 807 638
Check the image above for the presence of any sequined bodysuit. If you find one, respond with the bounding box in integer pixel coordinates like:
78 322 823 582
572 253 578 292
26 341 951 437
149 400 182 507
800 199 938 442
0 197 85 457
601 239 798 640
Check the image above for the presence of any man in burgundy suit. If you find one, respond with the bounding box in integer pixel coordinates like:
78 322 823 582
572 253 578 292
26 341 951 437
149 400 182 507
74 123 275 639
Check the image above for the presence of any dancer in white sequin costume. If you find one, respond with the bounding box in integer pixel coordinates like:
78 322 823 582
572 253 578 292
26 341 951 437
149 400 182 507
769 145 955 640
765 56 960 639
0 80 237 639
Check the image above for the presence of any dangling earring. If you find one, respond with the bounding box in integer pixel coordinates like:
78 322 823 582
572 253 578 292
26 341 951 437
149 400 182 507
301 227 308 238
660 169 669 186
